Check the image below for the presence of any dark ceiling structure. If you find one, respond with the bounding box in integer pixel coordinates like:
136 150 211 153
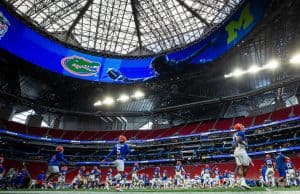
0 0 300 130
4 0 241 57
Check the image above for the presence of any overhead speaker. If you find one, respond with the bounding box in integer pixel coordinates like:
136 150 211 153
25 115 43 127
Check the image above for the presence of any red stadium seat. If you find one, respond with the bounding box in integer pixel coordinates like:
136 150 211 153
26 161 47 179
214 118 233 130
253 112 271 125
292 104 300 116
194 120 215 133
234 116 254 127
270 107 292 121
1 105 297 141
47 128 64 138
3 120 27 134
61 130 82 140
77 131 98 140
179 123 199 135
27 126 48 137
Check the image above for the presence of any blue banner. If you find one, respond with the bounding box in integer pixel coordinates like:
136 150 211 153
0 0 269 84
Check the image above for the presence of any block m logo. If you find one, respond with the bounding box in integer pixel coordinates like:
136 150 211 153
225 3 254 44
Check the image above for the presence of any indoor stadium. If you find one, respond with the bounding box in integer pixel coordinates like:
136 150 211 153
0 0 299 193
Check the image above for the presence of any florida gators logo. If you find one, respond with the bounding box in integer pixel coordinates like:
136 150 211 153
0 11 10 39
61 56 100 76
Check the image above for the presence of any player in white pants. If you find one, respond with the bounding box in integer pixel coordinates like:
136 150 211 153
152 167 161 189
138 173 145 189
213 167 221 187
232 123 252 189
201 165 212 188
131 162 140 189
296 169 300 186
57 166 67 189
193 174 201 188
286 158 296 186
102 135 131 191
105 168 113 190
229 171 236 188
174 161 185 187
264 154 275 186
162 169 169 189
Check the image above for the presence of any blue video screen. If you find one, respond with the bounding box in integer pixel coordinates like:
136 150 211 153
0 0 269 84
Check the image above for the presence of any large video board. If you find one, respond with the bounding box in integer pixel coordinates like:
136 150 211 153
0 0 269 84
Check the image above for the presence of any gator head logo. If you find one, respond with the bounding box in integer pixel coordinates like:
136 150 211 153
0 11 10 39
61 56 100 76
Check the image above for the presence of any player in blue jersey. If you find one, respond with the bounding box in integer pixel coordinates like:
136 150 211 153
36 171 46 189
46 145 68 184
0 163 5 184
194 173 201 188
296 168 300 186
174 160 185 187
222 169 230 188
89 166 101 189
259 165 267 187
286 158 296 186
78 166 86 176
105 168 113 190
0 154 3 186
102 135 131 191
275 152 289 187
162 169 169 189
232 123 252 189
152 167 161 189
202 164 212 188
120 171 128 189
213 167 221 187
76 166 86 187
264 154 275 186
131 162 140 189
57 166 67 189
138 173 145 189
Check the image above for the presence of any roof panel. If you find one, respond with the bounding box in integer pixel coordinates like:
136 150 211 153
5 0 242 56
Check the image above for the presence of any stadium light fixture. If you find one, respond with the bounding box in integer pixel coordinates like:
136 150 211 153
264 59 279 70
93 100 102 107
289 54 300 65
132 90 145 99
117 94 130 102
102 97 114 105
224 74 231 78
248 65 260 74
232 68 244 77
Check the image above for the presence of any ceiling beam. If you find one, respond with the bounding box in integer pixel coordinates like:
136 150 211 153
130 0 143 52
175 0 210 26
93 0 103 49
65 0 94 41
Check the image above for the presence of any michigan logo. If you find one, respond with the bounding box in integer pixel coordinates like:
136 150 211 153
225 3 254 44
0 11 10 39
61 56 100 76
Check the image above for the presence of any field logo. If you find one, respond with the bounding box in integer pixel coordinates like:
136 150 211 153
0 11 10 40
225 3 254 44
61 56 100 76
